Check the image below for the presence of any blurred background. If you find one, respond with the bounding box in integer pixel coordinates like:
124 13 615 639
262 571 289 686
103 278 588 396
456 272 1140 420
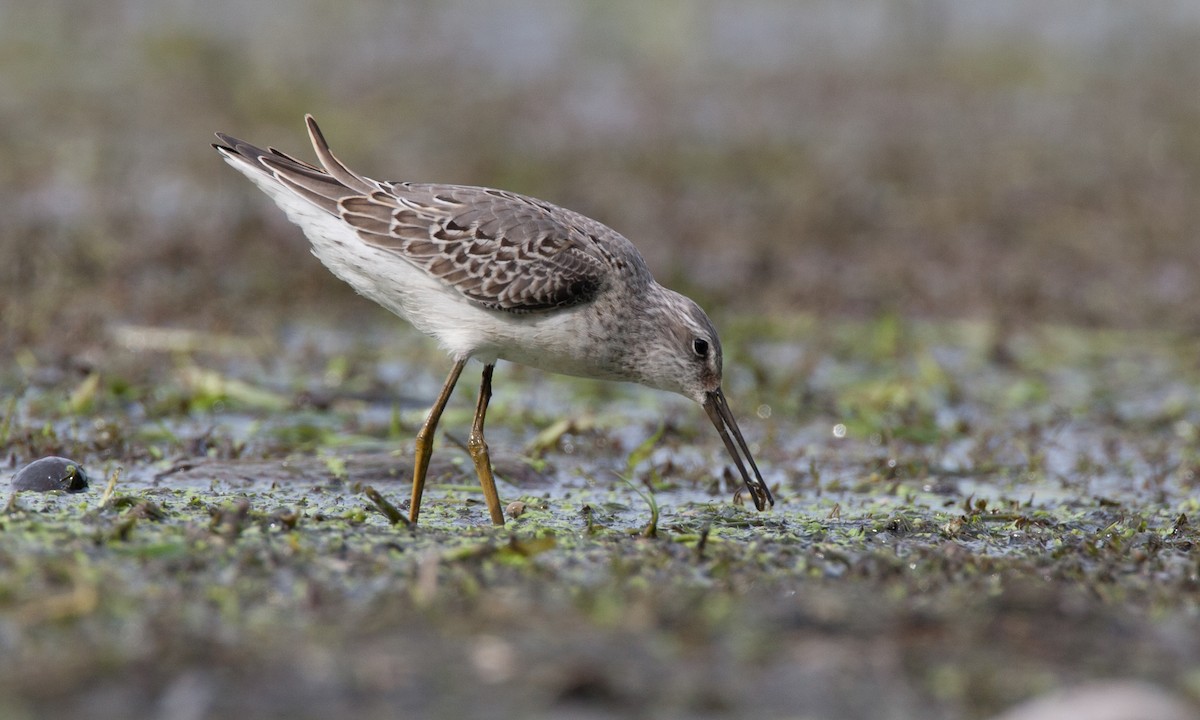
3 0 1200 357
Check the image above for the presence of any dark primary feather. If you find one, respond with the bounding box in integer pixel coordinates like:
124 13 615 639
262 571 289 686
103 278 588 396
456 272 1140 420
216 122 640 314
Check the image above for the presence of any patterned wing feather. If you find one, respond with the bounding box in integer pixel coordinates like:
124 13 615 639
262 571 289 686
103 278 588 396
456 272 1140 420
219 116 632 313
339 184 613 312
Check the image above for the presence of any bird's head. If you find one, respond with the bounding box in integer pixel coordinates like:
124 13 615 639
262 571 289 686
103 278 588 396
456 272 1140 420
630 288 774 511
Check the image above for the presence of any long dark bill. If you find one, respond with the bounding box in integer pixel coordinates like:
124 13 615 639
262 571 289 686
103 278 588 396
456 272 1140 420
703 388 775 511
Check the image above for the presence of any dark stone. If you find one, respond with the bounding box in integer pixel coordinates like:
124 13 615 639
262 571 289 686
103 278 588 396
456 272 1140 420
12 456 90 493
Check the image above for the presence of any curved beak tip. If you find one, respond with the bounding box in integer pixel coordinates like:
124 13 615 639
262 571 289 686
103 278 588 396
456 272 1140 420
703 389 775 512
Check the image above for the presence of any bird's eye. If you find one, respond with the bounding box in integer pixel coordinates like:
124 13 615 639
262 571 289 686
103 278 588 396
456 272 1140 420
692 338 709 357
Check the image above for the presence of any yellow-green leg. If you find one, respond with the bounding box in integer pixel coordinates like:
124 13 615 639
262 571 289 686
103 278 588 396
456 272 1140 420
409 358 466 523
467 363 505 525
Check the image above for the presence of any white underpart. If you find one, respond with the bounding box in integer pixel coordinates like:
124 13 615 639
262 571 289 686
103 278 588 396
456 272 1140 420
221 154 607 377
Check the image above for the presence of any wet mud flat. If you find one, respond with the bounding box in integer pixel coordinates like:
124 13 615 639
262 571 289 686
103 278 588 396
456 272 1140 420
2 315 1199 719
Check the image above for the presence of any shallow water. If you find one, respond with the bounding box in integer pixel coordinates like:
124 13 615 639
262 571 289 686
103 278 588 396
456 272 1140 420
2 316 1198 719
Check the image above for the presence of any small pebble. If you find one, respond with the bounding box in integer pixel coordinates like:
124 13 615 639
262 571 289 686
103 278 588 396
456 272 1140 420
12 457 90 493
505 501 526 519
988 681 1195 720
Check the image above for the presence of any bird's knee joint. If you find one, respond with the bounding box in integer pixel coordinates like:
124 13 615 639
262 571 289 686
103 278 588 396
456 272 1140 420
467 432 488 455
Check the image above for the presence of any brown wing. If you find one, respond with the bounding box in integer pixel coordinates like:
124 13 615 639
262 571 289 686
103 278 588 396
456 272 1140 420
339 184 613 312
218 116 625 313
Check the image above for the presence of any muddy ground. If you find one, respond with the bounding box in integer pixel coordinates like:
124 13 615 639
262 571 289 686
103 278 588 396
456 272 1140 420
4 317 1199 718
